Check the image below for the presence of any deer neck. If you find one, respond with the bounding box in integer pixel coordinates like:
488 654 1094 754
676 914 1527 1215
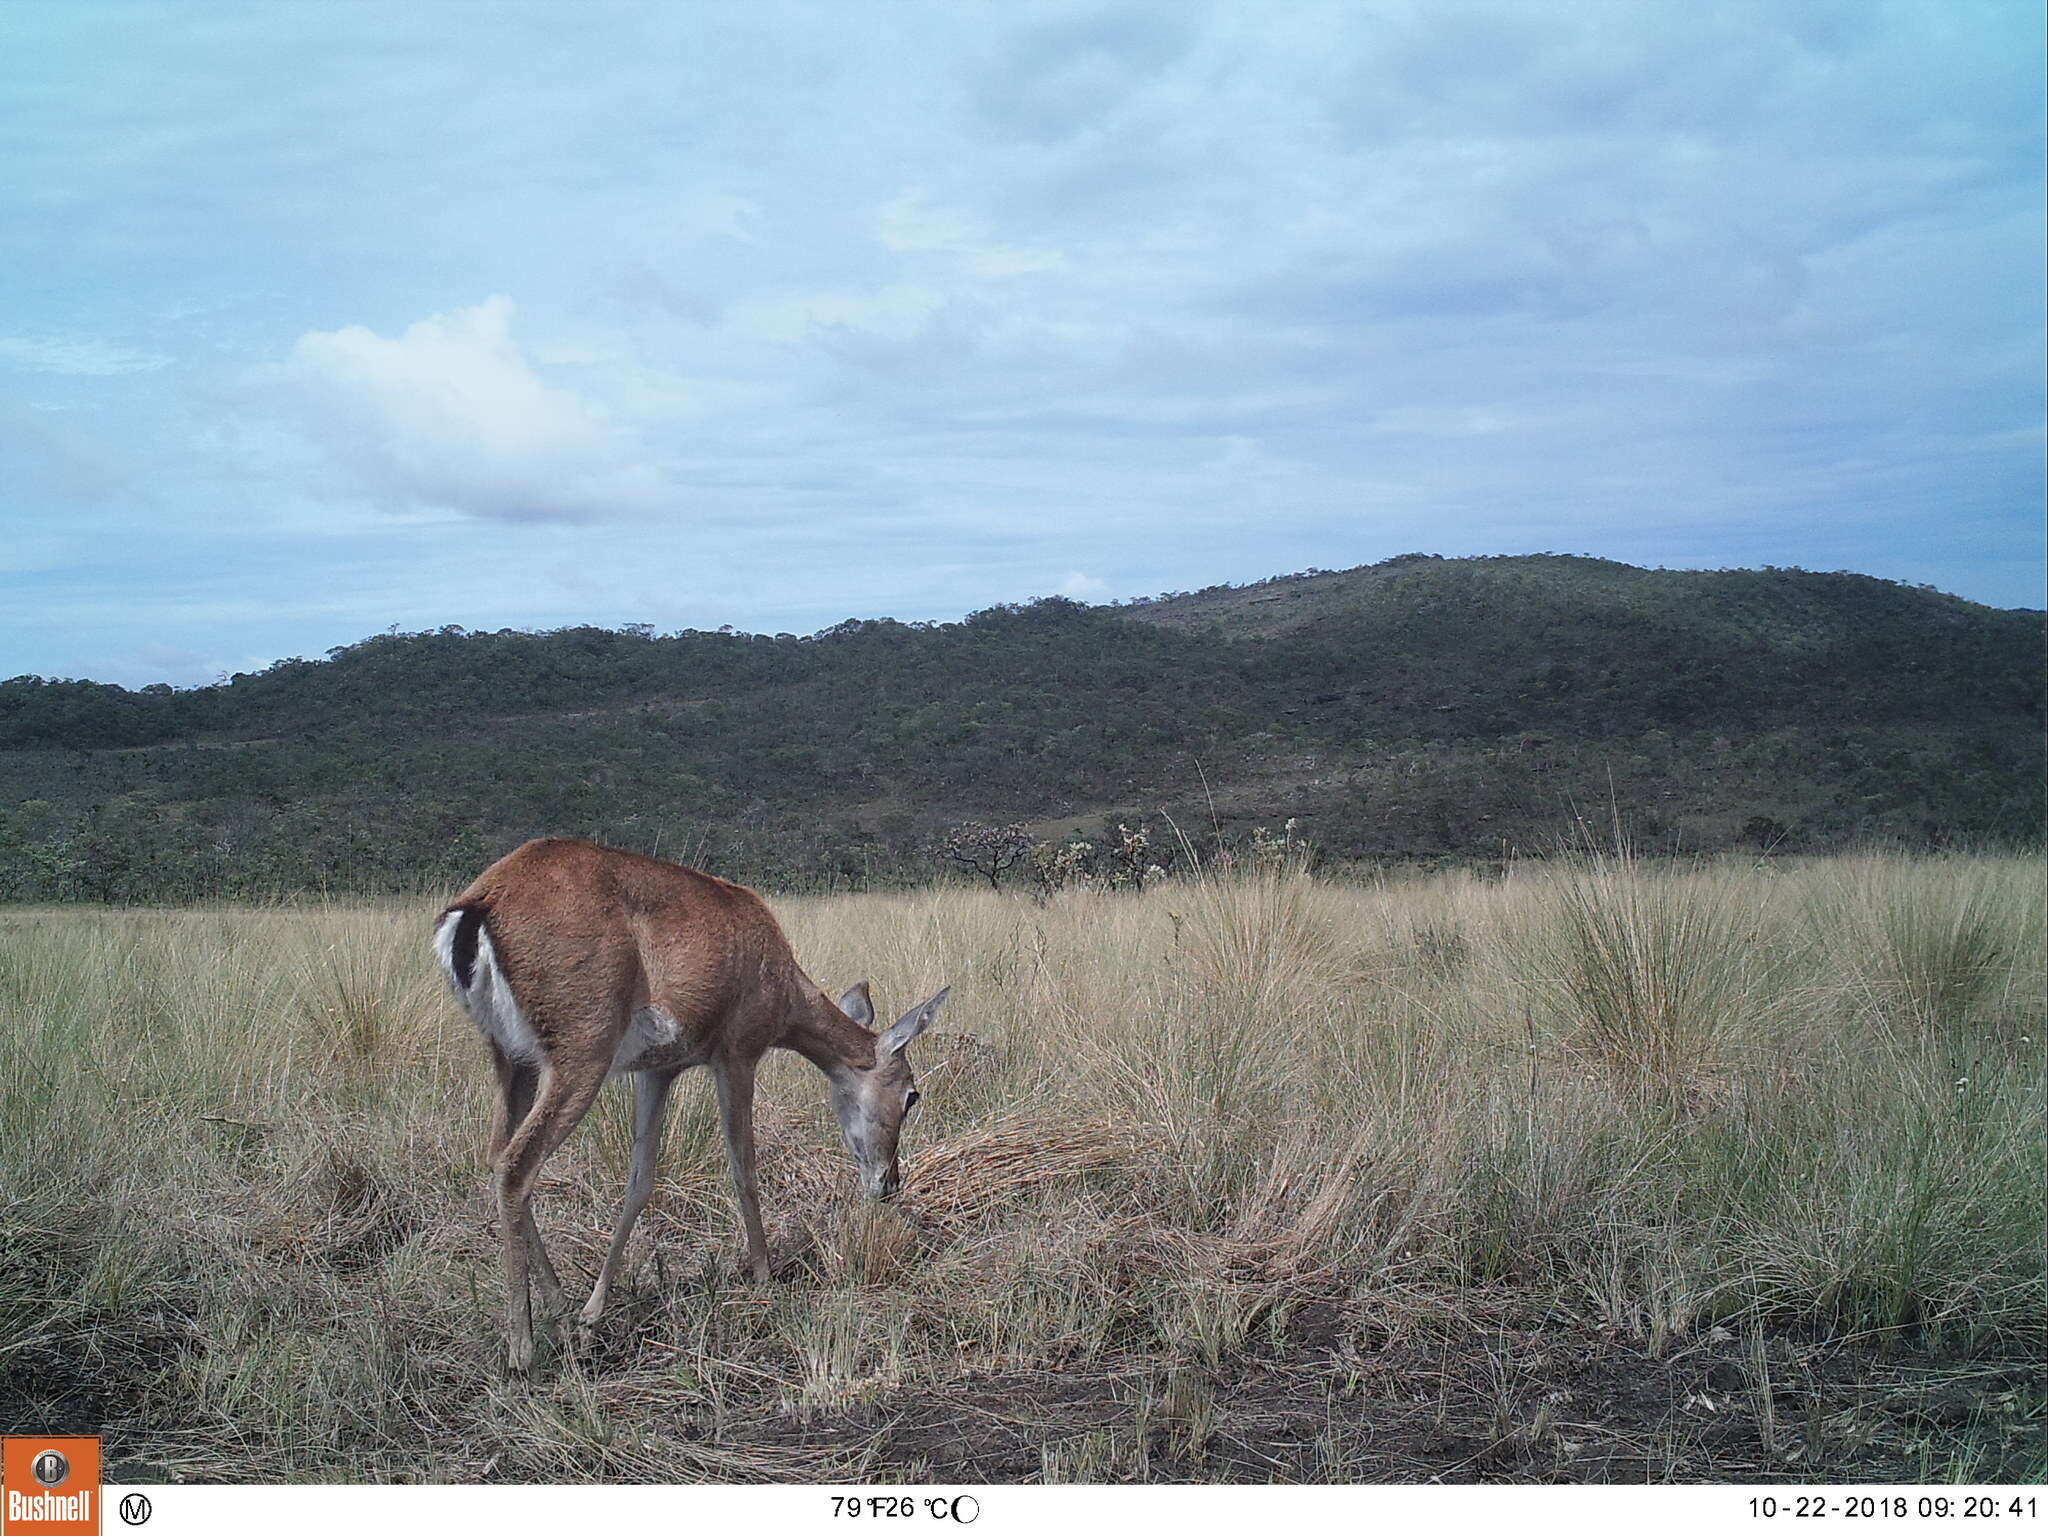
782 988 878 1083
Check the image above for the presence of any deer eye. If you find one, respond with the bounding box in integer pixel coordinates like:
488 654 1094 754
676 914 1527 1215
904 1090 921 1115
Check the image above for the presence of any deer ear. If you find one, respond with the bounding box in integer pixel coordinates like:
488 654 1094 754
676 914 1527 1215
879 985 949 1058
837 980 874 1029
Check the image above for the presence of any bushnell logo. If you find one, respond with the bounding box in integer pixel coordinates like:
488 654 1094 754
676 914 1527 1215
3 1436 100 1533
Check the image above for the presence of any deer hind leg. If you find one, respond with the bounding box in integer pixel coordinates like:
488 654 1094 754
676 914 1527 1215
711 1055 771 1283
495 1055 608 1373
490 1047 564 1313
579 1065 681 1325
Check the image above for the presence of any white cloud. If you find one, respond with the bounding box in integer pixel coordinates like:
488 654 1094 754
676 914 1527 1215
876 190 1067 277
1368 406 1519 438
723 284 952 348
273 296 674 523
0 336 171 376
1057 570 1111 599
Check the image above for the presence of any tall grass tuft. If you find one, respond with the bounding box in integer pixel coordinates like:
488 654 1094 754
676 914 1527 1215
1152 858 1343 1220
1870 856 2034 1035
1528 847 1793 1104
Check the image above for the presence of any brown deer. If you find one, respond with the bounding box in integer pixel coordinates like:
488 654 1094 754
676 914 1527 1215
432 837 949 1372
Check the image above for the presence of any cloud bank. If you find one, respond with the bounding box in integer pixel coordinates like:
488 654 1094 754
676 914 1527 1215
0 0 2038 686
275 296 673 523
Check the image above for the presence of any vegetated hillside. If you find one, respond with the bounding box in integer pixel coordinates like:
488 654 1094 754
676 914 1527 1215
0 554 2040 899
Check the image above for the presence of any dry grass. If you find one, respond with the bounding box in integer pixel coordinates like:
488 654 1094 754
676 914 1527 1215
0 850 2041 1483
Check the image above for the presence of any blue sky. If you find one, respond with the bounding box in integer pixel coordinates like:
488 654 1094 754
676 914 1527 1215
2 0 2041 688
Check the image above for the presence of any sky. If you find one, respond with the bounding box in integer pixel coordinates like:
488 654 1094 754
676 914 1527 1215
1 0 2042 689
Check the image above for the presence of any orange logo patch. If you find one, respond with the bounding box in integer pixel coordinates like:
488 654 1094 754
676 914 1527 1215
2 1438 100 1536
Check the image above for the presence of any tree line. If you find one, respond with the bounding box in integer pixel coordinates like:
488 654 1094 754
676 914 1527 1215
1 556 2039 901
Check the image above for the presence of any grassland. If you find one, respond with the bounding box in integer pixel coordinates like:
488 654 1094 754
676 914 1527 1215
0 850 2041 1483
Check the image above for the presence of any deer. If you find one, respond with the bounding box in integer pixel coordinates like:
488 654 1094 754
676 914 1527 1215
431 837 950 1373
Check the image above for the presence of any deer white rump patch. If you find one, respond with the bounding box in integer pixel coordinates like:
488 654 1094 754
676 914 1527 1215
433 909 543 1064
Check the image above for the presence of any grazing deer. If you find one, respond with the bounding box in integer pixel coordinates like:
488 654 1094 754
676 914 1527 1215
431 838 949 1372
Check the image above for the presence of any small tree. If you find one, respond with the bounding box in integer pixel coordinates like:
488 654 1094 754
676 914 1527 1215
1104 820 1178 888
936 821 1033 890
1029 838 1096 897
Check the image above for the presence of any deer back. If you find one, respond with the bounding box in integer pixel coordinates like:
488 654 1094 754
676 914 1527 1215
443 838 818 1073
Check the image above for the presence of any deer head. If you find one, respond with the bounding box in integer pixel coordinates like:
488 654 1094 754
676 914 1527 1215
828 981 949 1200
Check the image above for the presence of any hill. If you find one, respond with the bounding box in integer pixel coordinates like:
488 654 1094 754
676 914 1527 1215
0 555 2040 899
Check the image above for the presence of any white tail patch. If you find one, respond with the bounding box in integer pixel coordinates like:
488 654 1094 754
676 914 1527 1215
433 909 544 1064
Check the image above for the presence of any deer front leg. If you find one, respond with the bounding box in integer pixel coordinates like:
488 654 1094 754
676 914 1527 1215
580 1066 680 1324
711 1055 771 1283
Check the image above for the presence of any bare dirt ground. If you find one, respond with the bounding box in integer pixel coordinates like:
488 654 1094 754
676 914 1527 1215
9 1287 2036 1486
608 1303 2043 1484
